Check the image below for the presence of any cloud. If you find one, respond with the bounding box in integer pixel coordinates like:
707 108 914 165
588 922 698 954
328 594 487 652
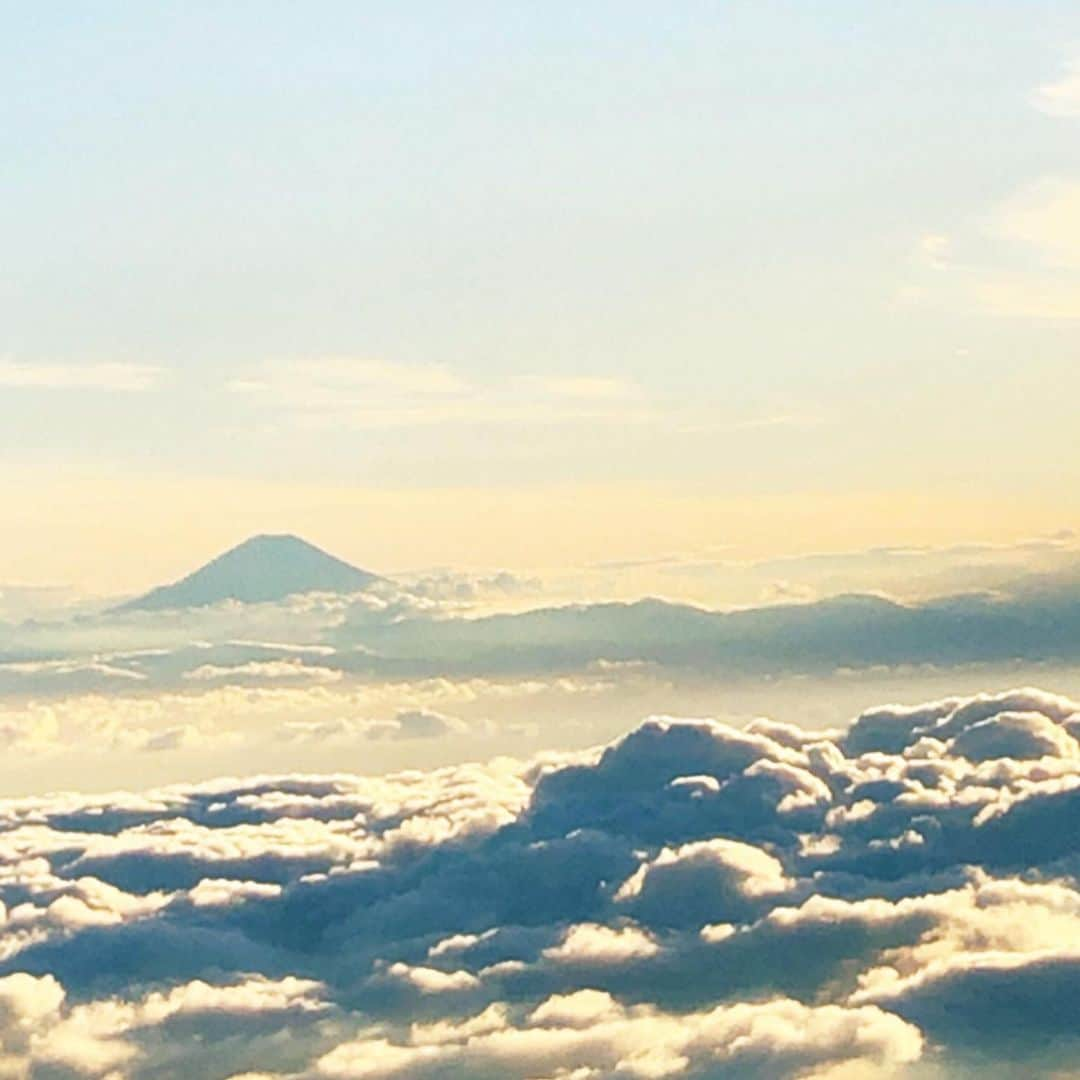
1 687 1080 1072
314 995 921 1079
0 973 325 1077
0 583 92 623
949 709 1078 762
907 176 1080 321
0 361 159 392
279 708 475 746
227 358 654 430
0 668 614 774
329 584 1080 680
11 557 1080 807
6 531 1080 715
614 838 792 927
542 923 660 964
903 42 1080 324
366 708 470 741
184 658 345 684
992 177 1080 270
393 568 546 614
971 273 1080 320
1032 54 1080 118
916 233 952 266
517 375 644 401
225 359 811 438
384 961 480 994
583 533 1080 609
228 357 468 403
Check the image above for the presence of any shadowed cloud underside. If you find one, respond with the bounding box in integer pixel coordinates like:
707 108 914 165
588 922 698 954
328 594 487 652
3 687 1080 1076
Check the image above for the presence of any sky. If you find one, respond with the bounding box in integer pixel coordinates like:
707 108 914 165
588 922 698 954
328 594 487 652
9 687 1080 1078
10 9 1080 1078
4 2 1080 591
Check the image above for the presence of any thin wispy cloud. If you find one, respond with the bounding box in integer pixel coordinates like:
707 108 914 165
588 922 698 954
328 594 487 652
896 55 1080 320
902 178 1080 320
990 175 1080 260
228 357 467 402
0 361 160 392
227 358 811 434
517 375 644 401
916 232 952 268
1031 53 1080 118
898 55 1080 321
971 179 1080 316
228 358 651 428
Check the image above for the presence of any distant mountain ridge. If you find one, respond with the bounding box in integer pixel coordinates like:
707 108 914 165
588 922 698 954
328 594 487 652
327 587 1080 677
115 534 380 612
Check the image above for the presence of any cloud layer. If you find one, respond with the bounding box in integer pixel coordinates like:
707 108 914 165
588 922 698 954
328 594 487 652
8 543 1080 702
3 687 1080 1075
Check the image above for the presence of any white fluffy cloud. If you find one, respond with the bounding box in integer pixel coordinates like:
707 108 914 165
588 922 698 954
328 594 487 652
314 994 920 1079
1 687 1080 1075
614 838 792 926
543 923 660 965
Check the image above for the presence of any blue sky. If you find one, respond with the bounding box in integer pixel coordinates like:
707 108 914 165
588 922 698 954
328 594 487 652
4 3 1080 585
9 17 1080 1070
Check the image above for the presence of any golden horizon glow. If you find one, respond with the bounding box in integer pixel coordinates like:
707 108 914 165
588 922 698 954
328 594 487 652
3 464 1076 596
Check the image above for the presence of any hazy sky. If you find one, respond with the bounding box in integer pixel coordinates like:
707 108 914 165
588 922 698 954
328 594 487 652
5 3 1080 588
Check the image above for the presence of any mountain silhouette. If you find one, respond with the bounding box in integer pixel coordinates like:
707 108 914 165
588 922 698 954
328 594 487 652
115 534 380 612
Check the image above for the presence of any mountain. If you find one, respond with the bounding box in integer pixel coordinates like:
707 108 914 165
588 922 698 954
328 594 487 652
331 593 922 673
330 588 1080 678
115 534 381 612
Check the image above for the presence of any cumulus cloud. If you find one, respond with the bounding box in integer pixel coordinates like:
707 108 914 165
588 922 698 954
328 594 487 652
313 995 920 1079
0 972 324 1077
3 687 1080 1074
543 923 660 964
614 838 792 927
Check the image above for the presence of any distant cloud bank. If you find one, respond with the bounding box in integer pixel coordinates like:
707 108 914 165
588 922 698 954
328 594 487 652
7 542 1080 699
0 361 159 392
4 687 1080 1076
